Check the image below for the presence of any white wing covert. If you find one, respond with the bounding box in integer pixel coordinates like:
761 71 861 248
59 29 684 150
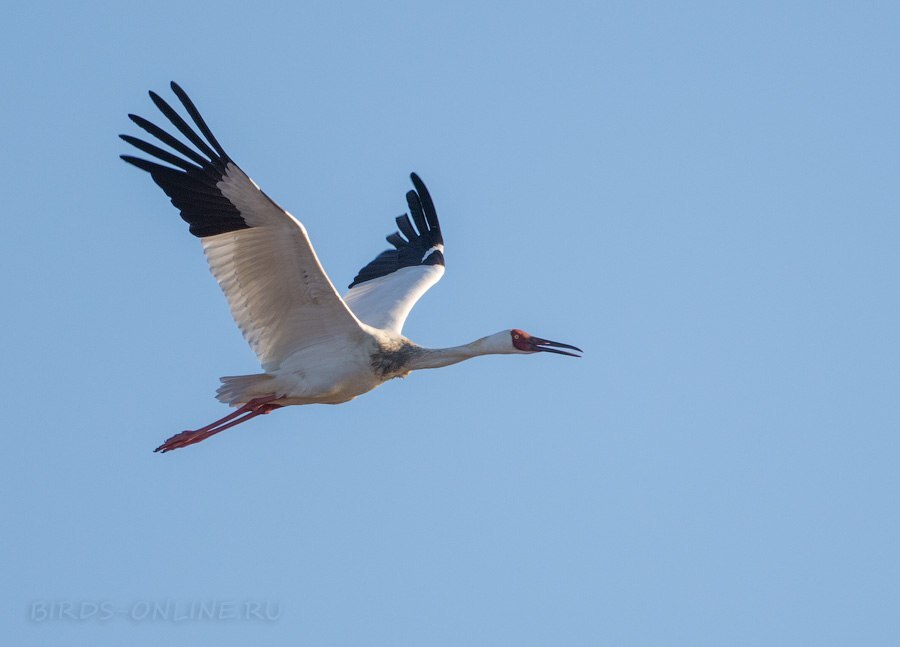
343 173 445 334
121 82 364 372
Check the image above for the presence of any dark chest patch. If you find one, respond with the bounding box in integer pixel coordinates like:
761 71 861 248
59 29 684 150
370 344 418 379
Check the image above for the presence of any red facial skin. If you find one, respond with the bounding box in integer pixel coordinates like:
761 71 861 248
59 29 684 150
510 329 533 352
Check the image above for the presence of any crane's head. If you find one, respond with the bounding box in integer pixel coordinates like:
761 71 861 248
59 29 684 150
508 329 582 357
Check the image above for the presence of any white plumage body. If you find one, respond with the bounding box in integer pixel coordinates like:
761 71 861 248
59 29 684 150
217 326 414 407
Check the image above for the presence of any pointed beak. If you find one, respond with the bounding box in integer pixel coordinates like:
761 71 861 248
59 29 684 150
530 337 583 357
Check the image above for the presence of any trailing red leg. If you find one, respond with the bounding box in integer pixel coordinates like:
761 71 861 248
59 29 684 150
154 395 282 453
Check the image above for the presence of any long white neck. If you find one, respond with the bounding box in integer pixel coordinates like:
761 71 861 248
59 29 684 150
406 332 516 371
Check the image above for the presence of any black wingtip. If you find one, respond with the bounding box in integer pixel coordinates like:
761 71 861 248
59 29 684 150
120 154 155 172
409 172 429 195
346 172 445 289
408 172 442 245
168 81 230 160
122 86 249 239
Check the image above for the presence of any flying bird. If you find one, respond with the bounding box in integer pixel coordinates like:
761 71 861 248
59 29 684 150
121 82 581 453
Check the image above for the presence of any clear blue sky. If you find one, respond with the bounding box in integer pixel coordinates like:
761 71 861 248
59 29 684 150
3 1 898 645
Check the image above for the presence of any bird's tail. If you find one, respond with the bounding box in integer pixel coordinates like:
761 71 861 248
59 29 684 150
216 373 278 406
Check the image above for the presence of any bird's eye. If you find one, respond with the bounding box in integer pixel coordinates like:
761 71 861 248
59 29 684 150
514 334 520 339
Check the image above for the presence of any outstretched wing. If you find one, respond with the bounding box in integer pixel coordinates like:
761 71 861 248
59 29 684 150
342 173 445 334
121 82 365 372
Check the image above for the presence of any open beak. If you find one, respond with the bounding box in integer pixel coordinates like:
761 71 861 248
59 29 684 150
530 337 583 357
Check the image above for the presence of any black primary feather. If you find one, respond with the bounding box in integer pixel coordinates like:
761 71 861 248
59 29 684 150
348 173 444 289
121 83 248 238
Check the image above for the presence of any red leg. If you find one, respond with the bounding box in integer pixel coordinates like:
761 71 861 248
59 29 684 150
154 395 282 453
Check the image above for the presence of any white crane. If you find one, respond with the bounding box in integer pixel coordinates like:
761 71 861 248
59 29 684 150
121 82 582 453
